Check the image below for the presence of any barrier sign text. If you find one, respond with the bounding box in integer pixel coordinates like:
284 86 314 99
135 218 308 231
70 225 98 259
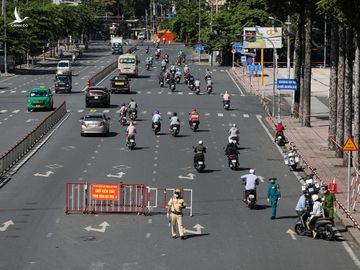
91 184 119 201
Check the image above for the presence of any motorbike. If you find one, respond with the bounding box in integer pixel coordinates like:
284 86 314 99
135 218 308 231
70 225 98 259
145 63 150 70
175 76 181 84
153 122 161 135
184 74 190 84
129 110 137 121
165 77 170 84
146 48 149 54
223 100 230 110
161 65 166 71
193 152 205 172
127 136 136 150
188 81 195 91
284 146 300 171
245 189 256 209
190 121 199 132
205 75 211 81
207 85 212 94
227 153 239 170
170 124 180 137
119 114 127 126
155 53 160 60
275 132 286 146
295 211 336 241
169 82 176 92
159 80 164 87
170 70 176 77
195 86 200 95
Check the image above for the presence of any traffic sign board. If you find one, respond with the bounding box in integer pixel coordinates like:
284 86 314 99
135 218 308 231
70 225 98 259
277 78 297 90
342 136 358 152
231 48 236 54
232 42 243 53
241 56 246 63
195 45 204 52
246 65 262 72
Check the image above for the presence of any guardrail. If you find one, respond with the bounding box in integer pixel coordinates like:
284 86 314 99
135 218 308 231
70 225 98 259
86 46 136 87
0 101 67 176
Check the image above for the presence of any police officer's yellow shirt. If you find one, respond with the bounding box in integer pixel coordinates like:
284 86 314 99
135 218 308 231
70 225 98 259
168 197 186 215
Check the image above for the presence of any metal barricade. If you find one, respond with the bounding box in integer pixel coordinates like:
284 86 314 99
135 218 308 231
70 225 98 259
147 187 193 216
65 182 147 215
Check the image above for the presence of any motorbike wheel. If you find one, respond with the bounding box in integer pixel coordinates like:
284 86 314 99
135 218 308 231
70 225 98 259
295 223 305 236
324 224 335 241
290 164 297 171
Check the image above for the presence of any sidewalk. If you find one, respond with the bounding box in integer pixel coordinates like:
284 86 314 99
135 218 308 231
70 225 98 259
231 66 360 243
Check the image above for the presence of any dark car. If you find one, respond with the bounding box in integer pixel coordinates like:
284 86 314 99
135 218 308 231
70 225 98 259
110 75 131 94
112 43 123 55
54 73 72 93
85 86 111 108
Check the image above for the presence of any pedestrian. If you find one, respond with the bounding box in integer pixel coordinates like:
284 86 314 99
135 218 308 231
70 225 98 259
322 184 336 223
267 177 281 220
167 188 186 240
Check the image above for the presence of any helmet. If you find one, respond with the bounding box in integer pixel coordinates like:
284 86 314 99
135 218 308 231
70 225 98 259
122 103 125 106
173 112 177 116
269 177 277 182
249 169 255 174
155 110 159 114
301 185 306 192
131 99 134 102
231 140 237 144
192 107 197 112
322 184 329 192
312 194 319 202
232 124 237 128
198 140 203 145
225 91 228 94
277 118 282 124
175 188 181 193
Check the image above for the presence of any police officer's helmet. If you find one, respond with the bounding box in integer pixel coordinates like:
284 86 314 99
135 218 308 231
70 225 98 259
277 118 282 124
173 112 177 116
155 110 159 114
232 124 237 128
249 169 255 174
198 140 203 145
311 194 319 202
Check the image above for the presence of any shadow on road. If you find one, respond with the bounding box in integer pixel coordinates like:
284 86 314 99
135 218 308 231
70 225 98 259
184 233 210 240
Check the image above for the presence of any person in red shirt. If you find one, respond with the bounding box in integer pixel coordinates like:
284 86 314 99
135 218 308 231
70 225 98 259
188 107 200 128
274 119 286 142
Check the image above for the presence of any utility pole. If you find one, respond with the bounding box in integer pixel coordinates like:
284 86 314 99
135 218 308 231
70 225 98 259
324 14 327 67
2 0 7 75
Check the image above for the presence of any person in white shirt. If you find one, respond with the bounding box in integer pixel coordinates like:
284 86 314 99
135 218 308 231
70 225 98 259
228 124 239 143
241 169 259 202
152 110 161 129
169 112 180 130
307 194 324 237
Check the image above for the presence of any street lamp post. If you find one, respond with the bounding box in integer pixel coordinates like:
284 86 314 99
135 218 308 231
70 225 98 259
2 0 8 76
198 0 201 62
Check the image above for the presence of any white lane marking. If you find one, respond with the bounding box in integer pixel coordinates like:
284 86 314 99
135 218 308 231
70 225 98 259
153 163 158 167
12 110 20 113
46 232 53 238
217 113 223 117
226 69 245 96
154 157 158 160
243 114 249 118
178 92 183 95
146 233 151 238
188 92 194 95
0 90 5 93
0 110 7 113
230 113 236 117
141 110 147 114
137 91 142 94
103 110 110 113
21 90 26 93
220 69 225 72
167 92 172 94
10 90 16 93
167 112 172 115
56 218 60 224
146 91 151 94
148 219 152 224
153 170 157 174
78 109 84 113
204 113 210 116
342 242 360 267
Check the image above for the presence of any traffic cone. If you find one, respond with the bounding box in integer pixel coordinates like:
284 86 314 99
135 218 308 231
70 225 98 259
329 178 338 193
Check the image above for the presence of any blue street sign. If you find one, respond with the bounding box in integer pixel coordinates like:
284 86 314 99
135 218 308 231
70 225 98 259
241 56 246 63
232 42 243 53
246 65 262 72
277 78 298 90
195 45 205 52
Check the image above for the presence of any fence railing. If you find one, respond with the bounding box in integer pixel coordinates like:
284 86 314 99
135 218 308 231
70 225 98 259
0 101 67 176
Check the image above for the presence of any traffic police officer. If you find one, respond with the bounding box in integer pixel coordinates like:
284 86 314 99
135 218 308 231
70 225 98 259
267 177 281 220
167 188 187 239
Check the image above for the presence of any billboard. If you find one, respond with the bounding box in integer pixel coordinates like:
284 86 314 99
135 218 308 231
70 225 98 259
243 27 282 49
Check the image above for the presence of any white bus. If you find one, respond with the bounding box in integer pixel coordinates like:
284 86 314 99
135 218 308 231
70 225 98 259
118 53 138 77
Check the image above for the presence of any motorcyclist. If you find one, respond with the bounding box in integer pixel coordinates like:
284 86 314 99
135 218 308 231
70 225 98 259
205 68 211 79
128 99 138 117
188 74 195 85
175 68 182 81
228 124 240 143
224 140 239 165
169 112 180 131
307 194 324 238
155 48 161 57
274 119 286 142
188 107 200 128
161 59 167 69
170 64 176 74
126 121 136 143
146 46 149 53
223 90 231 105
168 75 176 89
164 53 169 62
193 140 206 165
119 103 127 118
194 78 201 89
164 69 171 80
145 57 151 68
158 72 165 83
241 169 259 202
183 64 189 75
152 110 162 130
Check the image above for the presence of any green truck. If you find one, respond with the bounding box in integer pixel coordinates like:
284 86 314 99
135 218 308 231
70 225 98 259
26 86 54 112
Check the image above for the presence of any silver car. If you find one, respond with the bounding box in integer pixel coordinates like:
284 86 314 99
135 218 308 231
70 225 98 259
80 112 110 136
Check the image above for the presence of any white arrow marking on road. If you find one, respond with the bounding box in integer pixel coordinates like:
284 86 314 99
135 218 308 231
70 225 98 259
106 171 125 178
26 119 38 123
33 171 54 177
85 222 110 233
217 113 223 117
286 229 297 240
0 220 14 232
184 224 204 235
178 173 195 180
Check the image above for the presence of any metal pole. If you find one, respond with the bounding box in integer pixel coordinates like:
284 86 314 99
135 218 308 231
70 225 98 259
276 48 280 119
3 0 7 75
145 9 148 40
347 151 351 210
232 53 234 69
287 16 291 78
272 48 275 117
324 14 327 68
198 0 201 63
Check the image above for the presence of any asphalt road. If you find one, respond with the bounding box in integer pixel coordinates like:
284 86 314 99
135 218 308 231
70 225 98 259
0 42 359 270
0 41 118 154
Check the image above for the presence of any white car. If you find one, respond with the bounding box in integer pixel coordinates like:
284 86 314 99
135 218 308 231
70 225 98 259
57 60 71 75
137 32 146 40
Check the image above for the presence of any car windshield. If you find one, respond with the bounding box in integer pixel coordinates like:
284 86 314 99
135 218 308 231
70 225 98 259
30 90 48 97
84 115 104 121
58 62 69 68
57 76 69 83
119 58 135 64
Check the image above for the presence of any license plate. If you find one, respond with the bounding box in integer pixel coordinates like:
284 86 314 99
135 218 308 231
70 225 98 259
198 161 203 165
173 127 178 130
249 194 255 199
232 160 236 163
35 105 41 107
115 82 124 85
94 96 99 99
154 125 158 128
130 139 134 143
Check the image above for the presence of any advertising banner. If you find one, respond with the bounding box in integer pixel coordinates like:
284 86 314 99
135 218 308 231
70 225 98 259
243 27 282 49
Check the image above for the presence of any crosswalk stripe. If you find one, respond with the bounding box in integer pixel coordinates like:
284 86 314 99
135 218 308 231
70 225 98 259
178 92 183 95
146 91 151 94
78 109 84 113
243 114 249 118
205 113 210 116
217 113 224 117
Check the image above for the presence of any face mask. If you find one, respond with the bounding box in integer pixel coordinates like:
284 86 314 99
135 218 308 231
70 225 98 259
174 193 180 198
